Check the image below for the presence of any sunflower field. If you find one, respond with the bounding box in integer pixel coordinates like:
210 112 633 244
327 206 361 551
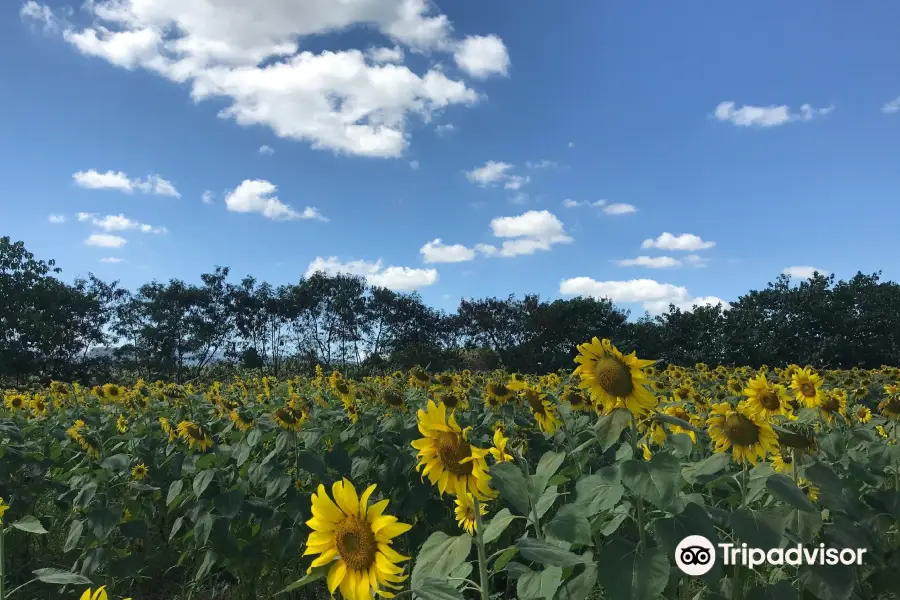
3 339 900 600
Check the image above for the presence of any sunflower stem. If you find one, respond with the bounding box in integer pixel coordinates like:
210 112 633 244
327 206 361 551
473 497 490 600
629 412 647 549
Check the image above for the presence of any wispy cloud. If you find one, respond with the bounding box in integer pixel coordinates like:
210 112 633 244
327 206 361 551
73 169 181 198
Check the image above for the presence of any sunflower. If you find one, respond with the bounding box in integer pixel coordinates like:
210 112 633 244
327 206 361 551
380 388 406 410
4 393 27 411
79 587 110 600
176 420 213 452
706 402 778 465
507 373 529 392
742 374 793 420
790 368 822 408
410 401 496 500
0 496 9 524
819 390 847 424
639 442 653 461
304 479 411 600
117 414 129 434
522 387 561 435
560 386 592 412
454 492 487 536
573 338 657 415
102 384 124 402
489 428 513 463
409 367 430 389
770 451 793 474
159 417 176 442
663 404 698 443
229 408 255 432
878 395 900 419
273 406 307 431
30 394 48 417
854 405 872 424
437 389 468 411
798 478 819 503
131 463 149 481
484 382 513 408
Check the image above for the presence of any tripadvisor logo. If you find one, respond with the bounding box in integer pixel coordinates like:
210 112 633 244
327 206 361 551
675 536 867 576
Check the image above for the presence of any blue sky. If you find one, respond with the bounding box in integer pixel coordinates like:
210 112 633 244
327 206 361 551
3 0 899 316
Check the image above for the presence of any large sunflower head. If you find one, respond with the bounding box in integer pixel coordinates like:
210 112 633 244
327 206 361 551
484 382 512 408
878 395 900 420
573 338 657 415
4 393 27 411
273 406 307 431
410 401 496 500
454 492 487 536
706 402 778 465
304 479 411 600
854 405 872 424
131 463 149 481
790 368 822 408
742 374 793 419
819 390 847 424
522 387 561 435
176 420 213 452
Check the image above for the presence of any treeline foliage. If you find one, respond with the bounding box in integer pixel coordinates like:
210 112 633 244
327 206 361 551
3 235 900 383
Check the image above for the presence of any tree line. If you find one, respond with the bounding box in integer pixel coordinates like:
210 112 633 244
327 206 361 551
3 235 899 385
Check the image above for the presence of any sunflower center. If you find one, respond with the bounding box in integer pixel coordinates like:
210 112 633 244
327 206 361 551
383 391 403 406
821 396 840 413
524 390 546 415
334 517 377 572
758 390 781 410
885 397 900 413
800 383 815 397
857 407 868 418
441 393 460 408
724 413 760 446
335 381 350 395
436 432 474 476
12 397 23 408
594 357 634 398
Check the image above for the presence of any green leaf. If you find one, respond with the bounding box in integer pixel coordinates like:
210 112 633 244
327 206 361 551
784 508 822 542
553 563 598 600
517 565 563 600
296 450 327 477
595 408 632 451
64 519 84 553
483 507 518 544
681 452 732 484
12 515 48 534
516 537 587 567
654 413 702 434
234 440 251 467
169 516 184 542
278 565 330 594
730 508 786 551
247 428 262 448
655 502 722 585
799 564 855 600
194 513 215 546
535 486 559 519
413 578 466 600
621 453 680 510
411 532 473 590
194 550 217 582
804 461 843 494
596 539 669 600
531 451 566 501
74 482 97 509
100 453 129 472
767 474 817 513
545 504 592 548
745 581 796 600
491 461 532 517
167 479 184 506
575 467 624 515
492 547 518 572
266 473 292 500
193 469 216 498
32 568 92 585
215 489 246 519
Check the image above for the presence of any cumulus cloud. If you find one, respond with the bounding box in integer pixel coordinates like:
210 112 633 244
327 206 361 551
453 34 510 79
85 233 127 248
259 144 275 155
201 190 214 204
882 96 900 114
435 123 455 135
409 160 420 170
559 277 728 314
73 169 180 197
225 179 327 221
48 214 66 224
713 101 834 127
525 159 558 170
87 213 167 234
782 266 830 279
420 238 476 263
477 210 573 258
641 232 715 252
466 161 514 186
602 202 637 215
305 256 437 291
615 256 681 268
100 257 125 263
24 0 502 158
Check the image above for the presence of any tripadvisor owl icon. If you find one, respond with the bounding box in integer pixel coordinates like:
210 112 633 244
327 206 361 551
676 535 716 576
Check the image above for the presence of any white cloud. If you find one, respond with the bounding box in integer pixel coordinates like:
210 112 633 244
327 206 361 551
305 256 437 291
366 46 404 64
713 101 834 127
525 159 558 170
259 144 275 155
224 179 327 221
882 96 900 114
26 0 500 159
87 213 167 234
85 233 127 248
201 190 214 204
503 174 530 191
73 169 180 197
641 232 715 252
420 238 476 263
562 199 581 208
76 212 95 222
466 160 514 186
48 214 66 224
602 202 637 215
20 0 59 31
435 123 455 135
100 257 125 264
782 266 830 279
559 277 728 314
453 34 509 79
615 256 681 268
409 160 420 170
477 210 573 257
